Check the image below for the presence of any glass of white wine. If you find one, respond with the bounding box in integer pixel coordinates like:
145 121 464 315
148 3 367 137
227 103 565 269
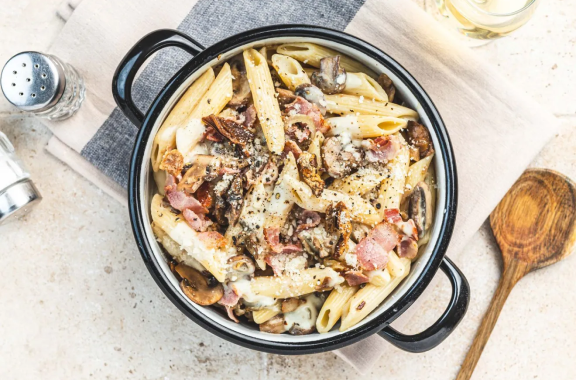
425 0 541 46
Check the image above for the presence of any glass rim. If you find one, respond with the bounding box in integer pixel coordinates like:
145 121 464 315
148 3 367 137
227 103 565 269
465 0 538 17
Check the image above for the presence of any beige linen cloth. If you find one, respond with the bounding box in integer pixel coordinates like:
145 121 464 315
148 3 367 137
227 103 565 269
41 0 559 373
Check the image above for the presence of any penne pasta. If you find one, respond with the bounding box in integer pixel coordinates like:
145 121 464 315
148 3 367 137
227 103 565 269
340 259 411 331
277 42 376 77
151 68 215 171
271 54 311 91
316 285 359 333
375 134 410 215
253 305 281 324
307 131 325 168
326 115 407 138
387 251 410 278
329 167 390 196
287 175 381 225
343 72 388 102
151 195 230 282
402 153 434 202
188 62 233 119
366 268 392 287
244 49 285 154
325 94 418 120
264 152 298 228
250 268 344 299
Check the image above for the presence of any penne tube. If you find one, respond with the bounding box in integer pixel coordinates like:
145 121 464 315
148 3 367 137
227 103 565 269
250 268 344 299
402 153 434 202
366 268 392 287
307 131 325 168
188 62 233 119
253 305 281 324
271 54 311 91
287 175 381 225
151 194 230 282
329 167 390 196
340 259 411 331
316 285 359 333
387 251 410 278
325 94 418 120
244 49 285 154
326 115 407 138
151 68 215 171
277 42 376 77
264 152 298 228
375 133 410 215
343 72 388 102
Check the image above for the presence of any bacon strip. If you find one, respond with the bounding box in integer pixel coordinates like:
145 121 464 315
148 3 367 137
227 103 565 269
383 208 419 259
355 222 399 271
264 227 302 254
283 96 329 134
364 135 401 163
165 175 208 214
183 209 213 232
344 271 370 286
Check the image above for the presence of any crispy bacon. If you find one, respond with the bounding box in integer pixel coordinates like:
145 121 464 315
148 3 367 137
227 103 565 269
225 305 240 323
383 208 419 259
194 182 213 209
296 210 321 233
204 125 224 142
264 227 303 254
364 135 400 163
241 104 257 129
355 222 399 271
384 208 403 224
165 175 208 214
283 140 303 160
202 114 255 148
344 271 370 286
219 284 240 307
183 209 213 232
283 96 329 134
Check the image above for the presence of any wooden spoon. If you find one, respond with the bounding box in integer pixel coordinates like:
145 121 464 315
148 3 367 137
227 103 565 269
456 169 576 380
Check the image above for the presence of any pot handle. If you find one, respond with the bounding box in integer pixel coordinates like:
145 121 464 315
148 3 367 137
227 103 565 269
378 257 470 353
112 29 204 128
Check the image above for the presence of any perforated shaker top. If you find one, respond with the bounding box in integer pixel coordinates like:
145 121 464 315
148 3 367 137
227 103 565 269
1 51 65 112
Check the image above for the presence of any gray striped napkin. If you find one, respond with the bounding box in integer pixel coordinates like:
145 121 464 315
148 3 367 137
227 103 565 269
42 0 559 372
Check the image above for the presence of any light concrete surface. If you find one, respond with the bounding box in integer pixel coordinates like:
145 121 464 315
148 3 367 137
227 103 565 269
0 0 575 379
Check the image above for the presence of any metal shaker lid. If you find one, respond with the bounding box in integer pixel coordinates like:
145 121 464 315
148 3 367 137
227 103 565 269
1 52 65 112
0 179 42 225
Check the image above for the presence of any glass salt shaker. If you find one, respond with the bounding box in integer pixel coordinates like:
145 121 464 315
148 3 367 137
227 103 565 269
0 131 42 224
0 51 85 120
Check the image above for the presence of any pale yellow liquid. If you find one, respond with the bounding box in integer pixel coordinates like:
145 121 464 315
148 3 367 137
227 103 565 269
436 0 538 40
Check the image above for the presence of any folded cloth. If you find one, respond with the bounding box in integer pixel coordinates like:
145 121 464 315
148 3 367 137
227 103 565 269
43 0 559 373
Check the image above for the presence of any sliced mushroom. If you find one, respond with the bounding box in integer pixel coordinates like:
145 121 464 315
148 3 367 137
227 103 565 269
175 263 223 306
297 151 325 197
227 254 256 280
409 181 432 238
259 315 288 334
202 115 255 156
228 55 251 108
377 73 396 102
325 201 352 259
213 174 234 226
286 294 322 335
407 120 434 160
298 224 333 258
321 136 364 178
160 149 184 178
311 56 346 95
295 83 327 115
276 88 298 107
178 155 218 194
225 174 244 226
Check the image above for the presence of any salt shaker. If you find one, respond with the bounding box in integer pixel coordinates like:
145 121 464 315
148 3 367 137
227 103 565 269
0 51 85 120
0 131 42 224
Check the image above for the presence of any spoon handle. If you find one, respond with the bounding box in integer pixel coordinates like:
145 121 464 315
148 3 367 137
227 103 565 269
456 259 529 380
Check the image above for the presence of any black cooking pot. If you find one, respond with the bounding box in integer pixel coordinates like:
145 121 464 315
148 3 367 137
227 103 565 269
113 25 468 354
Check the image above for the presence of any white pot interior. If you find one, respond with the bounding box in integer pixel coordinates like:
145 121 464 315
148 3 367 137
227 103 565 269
138 36 448 343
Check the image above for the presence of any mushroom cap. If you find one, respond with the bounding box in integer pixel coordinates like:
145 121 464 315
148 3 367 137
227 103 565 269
175 263 224 306
409 181 433 238
310 56 346 95
295 83 327 115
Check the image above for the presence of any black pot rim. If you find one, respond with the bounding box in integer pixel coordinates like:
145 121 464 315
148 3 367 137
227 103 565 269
128 24 458 354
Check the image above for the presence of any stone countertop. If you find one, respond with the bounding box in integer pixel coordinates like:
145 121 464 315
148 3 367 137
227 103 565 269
1 0 575 379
